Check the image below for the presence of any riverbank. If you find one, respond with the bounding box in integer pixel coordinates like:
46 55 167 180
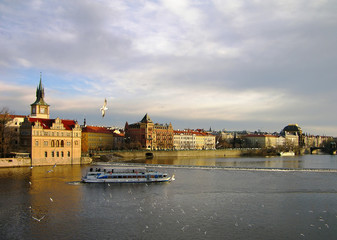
0 148 311 167
98 148 288 162
0 157 92 168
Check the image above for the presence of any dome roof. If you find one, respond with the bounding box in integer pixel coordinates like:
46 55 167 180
283 124 302 132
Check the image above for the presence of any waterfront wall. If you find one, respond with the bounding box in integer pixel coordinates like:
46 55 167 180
0 157 92 168
112 149 252 159
0 158 31 168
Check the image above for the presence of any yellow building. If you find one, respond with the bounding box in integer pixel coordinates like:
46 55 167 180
19 77 82 166
81 126 114 153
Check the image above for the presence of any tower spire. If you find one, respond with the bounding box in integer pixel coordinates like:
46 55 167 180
30 73 50 119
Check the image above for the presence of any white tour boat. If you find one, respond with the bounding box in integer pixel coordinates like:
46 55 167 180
82 166 174 183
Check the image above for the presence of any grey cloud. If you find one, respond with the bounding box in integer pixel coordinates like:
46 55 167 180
1 0 337 135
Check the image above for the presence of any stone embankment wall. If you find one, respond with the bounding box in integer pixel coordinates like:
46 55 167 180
0 157 92 168
0 158 31 168
112 149 254 159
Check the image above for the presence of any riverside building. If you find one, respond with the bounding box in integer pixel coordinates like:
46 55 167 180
173 129 216 150
124 114 174 150
81 126 114 153
18 76 82 166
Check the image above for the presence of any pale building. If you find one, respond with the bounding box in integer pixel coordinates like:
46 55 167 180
174 129 216 150
20 117 82 166
174 130 196 150
19 77 82 166
244 134 285 148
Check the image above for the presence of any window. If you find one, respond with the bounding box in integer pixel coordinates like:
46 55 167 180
75 141 78 146
61 151 64 157
56 151 59 157
67 151 70 157
61 140 64 147
56 140 59 147
45 151 48 157
44 141 48 146
51 140 55 147
52 151 54 157
35 140 39 146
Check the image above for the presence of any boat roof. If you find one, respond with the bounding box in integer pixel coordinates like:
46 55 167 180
90 166 146 170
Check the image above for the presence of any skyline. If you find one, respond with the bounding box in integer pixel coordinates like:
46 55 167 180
1 1 337 136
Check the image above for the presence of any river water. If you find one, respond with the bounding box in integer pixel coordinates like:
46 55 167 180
1 154 337 239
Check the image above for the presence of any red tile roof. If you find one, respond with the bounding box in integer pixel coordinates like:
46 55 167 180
28 118 77 130
82 126 114 134
174 130 214 136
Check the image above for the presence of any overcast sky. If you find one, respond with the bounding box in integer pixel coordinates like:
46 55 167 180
1 0 337 135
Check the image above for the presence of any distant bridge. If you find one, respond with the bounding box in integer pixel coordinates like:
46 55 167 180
310 147 337 155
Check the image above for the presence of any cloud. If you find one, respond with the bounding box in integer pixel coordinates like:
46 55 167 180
1 0 337 135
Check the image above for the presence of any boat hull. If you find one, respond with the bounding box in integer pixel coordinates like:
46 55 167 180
81 177 172 183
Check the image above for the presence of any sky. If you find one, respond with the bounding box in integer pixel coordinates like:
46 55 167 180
1 0 337 136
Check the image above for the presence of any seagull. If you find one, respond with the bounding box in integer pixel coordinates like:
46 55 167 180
100 98 108 117
32 215 45 222
47 163 56 173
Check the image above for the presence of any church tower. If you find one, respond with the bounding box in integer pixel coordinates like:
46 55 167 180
30 73 50 119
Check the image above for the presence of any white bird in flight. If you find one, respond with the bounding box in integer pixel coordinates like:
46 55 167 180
32 215 45 222
100 98 108 117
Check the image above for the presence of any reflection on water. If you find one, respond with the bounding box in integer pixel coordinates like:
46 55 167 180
0 165 85 239
129 154 337 170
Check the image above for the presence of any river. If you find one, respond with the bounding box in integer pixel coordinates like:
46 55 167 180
1 154 337 239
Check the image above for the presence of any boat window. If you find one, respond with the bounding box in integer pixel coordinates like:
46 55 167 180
90 168 93 172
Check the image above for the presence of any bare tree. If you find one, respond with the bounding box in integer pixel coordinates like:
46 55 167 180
0 107 18 157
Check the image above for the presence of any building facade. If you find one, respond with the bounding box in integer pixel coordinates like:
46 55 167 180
81 126 114 153
125 114 174 150
281 124 303 146
17 77 82 166
244 134 285 148
20 117 82 165
173 129 216 150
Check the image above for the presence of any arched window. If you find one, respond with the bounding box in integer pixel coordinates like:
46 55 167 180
61 140 64 147
67 151 70 157
51 140 55 147
61 151 64 157
56 140 59 147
